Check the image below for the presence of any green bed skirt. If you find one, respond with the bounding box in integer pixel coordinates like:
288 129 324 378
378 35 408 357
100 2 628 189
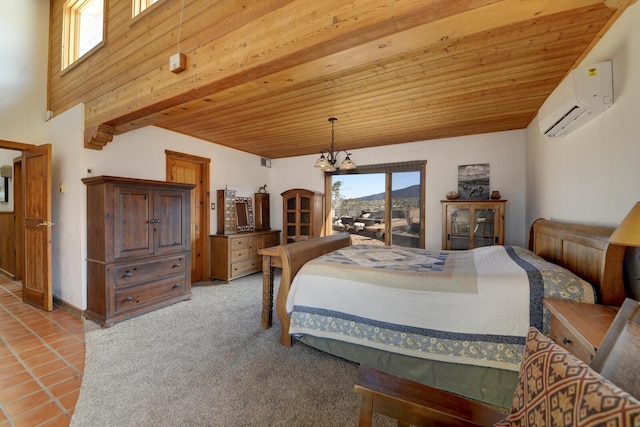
297 334 518 409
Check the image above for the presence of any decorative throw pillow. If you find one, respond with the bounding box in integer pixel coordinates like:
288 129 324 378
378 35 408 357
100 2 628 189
494 327 640 427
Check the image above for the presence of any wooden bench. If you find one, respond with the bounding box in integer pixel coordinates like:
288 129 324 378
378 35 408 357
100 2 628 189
354 365 505 427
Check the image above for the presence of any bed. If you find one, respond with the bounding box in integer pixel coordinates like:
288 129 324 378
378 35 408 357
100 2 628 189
273 219 627 407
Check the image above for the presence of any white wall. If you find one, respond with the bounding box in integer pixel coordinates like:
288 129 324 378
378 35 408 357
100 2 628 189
47 105 86 306
272 130 527 249
0 0 49 144
526 2 640 228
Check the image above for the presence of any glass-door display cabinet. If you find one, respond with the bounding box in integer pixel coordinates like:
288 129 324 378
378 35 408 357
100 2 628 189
441 200 506 250
281 189 325 243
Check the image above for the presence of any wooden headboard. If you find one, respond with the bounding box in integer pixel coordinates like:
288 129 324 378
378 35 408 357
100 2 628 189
529 218 626 306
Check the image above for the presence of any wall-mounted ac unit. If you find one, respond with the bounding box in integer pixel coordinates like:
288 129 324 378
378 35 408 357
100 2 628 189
538 61 613 137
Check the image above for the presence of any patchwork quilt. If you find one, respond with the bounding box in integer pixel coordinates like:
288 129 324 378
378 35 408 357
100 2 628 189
286 245 595 371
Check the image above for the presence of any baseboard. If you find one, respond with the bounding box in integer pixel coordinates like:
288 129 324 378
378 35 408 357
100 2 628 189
0 268 15 280
53 296 85 319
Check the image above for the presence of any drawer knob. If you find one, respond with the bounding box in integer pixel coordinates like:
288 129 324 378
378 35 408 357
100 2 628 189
172 284 181 289
125 271 132 278
562 337 571 345
173 263 181 268
125 296 139 303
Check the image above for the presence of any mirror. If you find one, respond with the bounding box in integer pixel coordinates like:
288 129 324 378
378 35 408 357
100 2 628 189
235 197 254 232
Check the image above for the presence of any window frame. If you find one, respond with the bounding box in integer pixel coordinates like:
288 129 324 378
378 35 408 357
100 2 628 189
61 0 106 71
323 160 427 248
131 0 165 20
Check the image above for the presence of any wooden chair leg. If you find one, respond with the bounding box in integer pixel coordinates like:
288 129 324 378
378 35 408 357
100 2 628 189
358 395 374 427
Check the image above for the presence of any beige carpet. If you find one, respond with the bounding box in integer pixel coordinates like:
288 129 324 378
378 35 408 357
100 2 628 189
72 273 393 426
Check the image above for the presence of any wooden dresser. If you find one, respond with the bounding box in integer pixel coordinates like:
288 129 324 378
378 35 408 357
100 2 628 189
83 176 194 327
209 230 280 282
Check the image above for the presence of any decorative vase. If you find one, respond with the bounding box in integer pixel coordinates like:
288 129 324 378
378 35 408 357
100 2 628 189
490 191 501 200
446 191 460 200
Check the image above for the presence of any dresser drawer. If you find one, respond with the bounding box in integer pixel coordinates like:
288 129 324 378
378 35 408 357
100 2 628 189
114 255 186 287
231 258 260 278
231 248 251 262
229 236 252 250
114 275 186 313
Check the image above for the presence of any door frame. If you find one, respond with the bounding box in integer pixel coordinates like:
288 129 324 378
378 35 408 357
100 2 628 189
0 139 36 280
165 150 210 282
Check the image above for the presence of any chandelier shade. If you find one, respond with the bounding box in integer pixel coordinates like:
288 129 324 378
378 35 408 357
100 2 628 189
314 117 356 172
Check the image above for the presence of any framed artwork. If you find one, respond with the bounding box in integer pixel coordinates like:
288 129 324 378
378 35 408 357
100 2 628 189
458 163 490 199
0 177 7 203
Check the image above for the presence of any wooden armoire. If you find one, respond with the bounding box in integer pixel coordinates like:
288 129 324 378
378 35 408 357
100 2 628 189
83 176 194 327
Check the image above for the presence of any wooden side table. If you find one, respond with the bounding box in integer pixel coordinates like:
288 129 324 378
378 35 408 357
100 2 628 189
544 298 619 364
257 245 282 329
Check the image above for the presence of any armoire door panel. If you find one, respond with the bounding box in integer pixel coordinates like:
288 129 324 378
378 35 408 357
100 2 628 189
114 187 154 258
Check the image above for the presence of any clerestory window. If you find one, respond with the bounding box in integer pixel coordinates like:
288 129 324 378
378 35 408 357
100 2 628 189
132 0 161 18
62 0 105 70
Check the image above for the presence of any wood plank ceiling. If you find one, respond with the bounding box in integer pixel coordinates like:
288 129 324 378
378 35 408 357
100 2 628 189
48 0 634 159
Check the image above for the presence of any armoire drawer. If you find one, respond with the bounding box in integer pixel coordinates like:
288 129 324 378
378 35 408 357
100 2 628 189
114 275 186 313
114 255 186 287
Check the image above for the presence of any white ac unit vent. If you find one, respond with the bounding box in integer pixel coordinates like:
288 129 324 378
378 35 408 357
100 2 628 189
260 157 271 168
538 61 613 137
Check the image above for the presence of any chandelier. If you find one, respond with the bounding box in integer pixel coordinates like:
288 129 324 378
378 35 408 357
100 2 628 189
313 117 356 172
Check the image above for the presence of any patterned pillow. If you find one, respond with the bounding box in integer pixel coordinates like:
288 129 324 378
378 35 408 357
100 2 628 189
494 328 640 427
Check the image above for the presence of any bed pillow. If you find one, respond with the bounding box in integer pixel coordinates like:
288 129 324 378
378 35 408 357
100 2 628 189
494 327 640 427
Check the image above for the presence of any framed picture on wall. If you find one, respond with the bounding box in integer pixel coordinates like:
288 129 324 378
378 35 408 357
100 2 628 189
0 177 8 203
458 163 490 199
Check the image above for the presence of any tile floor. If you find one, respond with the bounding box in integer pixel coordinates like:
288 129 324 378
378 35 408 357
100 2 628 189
0 275 84 427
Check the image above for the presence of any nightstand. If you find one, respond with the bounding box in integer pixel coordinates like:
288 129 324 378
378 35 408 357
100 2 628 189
544 298 619 364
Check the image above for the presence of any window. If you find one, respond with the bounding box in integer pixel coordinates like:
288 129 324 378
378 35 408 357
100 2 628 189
62 0 104 69
325 161 426 248
132 0 160 18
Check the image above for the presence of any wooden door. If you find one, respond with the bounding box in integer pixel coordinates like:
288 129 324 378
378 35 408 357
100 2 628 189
22 144 53 311
166 151 210 283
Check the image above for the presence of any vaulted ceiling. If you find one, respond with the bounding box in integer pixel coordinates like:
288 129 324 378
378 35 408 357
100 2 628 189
48 0 634 159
